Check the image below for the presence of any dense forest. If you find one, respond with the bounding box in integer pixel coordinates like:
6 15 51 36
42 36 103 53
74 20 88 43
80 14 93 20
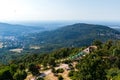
22 23 120 52
0 40 120 80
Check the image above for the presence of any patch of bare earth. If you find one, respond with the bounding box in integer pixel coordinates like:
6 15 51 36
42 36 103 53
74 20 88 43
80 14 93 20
45 73 58 80
25 74 36 80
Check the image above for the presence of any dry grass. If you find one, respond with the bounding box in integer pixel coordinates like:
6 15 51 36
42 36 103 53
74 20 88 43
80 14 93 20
9 48 23 53
25 74 36 80
45 69 71 80
45 73 58 80
0 42 3 48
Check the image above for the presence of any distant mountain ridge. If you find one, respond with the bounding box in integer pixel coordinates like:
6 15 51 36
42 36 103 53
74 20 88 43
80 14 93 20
23 23 120 52
0 22 44 36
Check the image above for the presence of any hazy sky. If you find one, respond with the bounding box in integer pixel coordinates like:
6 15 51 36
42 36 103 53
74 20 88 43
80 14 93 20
0 0 120 22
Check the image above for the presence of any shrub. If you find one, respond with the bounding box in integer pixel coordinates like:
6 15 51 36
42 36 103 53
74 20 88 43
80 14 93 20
58 75 63 80
56 68 64 73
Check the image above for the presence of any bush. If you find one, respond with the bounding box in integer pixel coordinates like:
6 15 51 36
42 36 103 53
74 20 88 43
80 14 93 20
13 70 27 80
56 68 64 73
28 64 39 75
51 67 56 73
58 75 63 80
68 70 74 77
0 69 13 80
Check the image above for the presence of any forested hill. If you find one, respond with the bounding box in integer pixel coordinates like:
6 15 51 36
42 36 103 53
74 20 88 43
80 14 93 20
23 23 120 52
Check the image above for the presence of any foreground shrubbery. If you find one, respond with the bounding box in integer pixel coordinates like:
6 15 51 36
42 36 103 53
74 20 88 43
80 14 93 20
0 64 27 80
0 40 120 80
69 40 120 80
